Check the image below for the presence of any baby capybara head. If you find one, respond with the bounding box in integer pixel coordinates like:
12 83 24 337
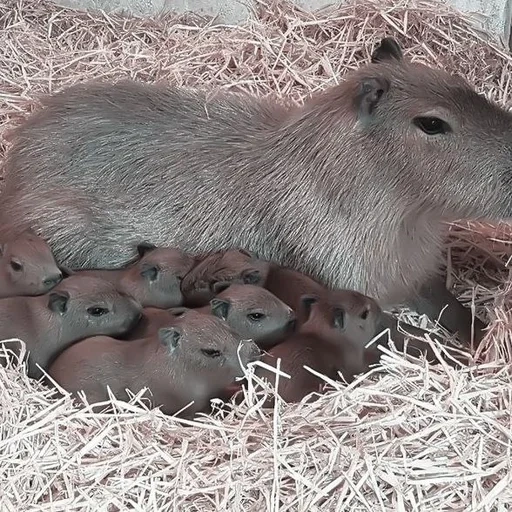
180 249 271 307
120 242 195 308
208 283 295 348
159 308 261 382
299 289 383 377
49 275 142 339
0 230 62 297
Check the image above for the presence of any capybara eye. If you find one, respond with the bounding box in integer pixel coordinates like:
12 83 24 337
87 306 110 317
360 307 370 320
413 116 450 135
10 260 23 272
248 312 265 322
140 265 159 281
201 348 222 358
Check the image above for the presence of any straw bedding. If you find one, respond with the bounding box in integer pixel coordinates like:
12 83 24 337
1 0 512 509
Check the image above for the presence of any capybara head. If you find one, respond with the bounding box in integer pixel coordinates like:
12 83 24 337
159 308 261 383
118 242 195 308
48 275 142 339
300 289 383 377
209 283 295 347
318 36 512 219
0 230 62 297
180 249 271 307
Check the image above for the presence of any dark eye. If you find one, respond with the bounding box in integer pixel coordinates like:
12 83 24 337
87 306 110 317
413 116 450 135
140 266 159 281
248 312 266 322
10 260 23 272
201 348 222 358
360 308 370 320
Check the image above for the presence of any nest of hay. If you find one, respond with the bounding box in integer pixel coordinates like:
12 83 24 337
1 0 512 509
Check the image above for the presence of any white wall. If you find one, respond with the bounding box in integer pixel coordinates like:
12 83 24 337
53 0 512 48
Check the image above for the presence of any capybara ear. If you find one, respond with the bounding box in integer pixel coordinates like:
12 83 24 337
48 291 70 314
371 37 403 63
357 77 390 118
238 248 257 259
212 281 231 294
333 307 345 330
300 294 318 318
210 298 230 321
167 306 188 317
241 269 262 285
136 242 158 258
58 265 74 278
159 326 181 351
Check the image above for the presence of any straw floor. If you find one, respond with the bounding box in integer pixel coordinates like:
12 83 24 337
1 0 512 509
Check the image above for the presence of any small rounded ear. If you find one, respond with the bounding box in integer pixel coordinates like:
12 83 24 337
137 242 158 258
300 294 318 318
241 269 262 285
48 291 70 314
371 37 403 63
210 298 230 321
356 77 390 118
211 281 231 294
167 306 188 316
159 327 181 351
332 307 345 330
58 266 74 278
238 248 257 259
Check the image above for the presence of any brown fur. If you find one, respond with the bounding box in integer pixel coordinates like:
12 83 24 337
65 243 194 308
0 229 62 297
48 309 261 417
255 290 383 404
0 275 142 379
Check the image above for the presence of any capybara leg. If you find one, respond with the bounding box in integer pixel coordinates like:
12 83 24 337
407 275 487 349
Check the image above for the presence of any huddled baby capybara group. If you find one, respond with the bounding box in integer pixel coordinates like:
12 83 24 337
0 230 440 418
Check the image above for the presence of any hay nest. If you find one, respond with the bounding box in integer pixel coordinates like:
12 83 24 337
1 0 512 509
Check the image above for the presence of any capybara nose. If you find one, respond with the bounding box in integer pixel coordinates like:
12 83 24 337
43 273 63 288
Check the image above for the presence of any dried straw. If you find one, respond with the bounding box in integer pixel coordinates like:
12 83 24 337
1 0 512 509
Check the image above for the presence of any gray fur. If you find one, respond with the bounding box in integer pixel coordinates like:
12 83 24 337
2 38 511 320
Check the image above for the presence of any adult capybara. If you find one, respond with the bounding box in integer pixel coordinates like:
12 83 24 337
48 309 261 417
64 242 195 308
1 38 504 344
0 229 62 297
0 275 142 379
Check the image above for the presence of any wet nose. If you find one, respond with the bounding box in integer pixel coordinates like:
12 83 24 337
43 272 63 288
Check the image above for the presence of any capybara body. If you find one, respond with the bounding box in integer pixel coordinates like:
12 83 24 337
2 38 511 335
180 249 271 307
127 284 295 348
0 230 62 298
0 275 142 379
256 290 384 404
48 309 261 417
68 243 194 308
